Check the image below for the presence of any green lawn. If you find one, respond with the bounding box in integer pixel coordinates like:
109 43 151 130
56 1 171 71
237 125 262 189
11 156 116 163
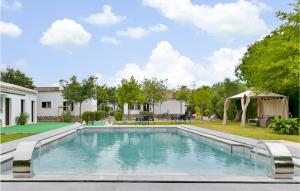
115 120 300 143
0 122 74 143
85 121 106 126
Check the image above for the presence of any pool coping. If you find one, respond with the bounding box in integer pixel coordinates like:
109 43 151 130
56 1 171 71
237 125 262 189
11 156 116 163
1 124 300 183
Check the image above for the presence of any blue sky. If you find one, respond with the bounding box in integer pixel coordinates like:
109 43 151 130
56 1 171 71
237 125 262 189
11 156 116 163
0 0 294 88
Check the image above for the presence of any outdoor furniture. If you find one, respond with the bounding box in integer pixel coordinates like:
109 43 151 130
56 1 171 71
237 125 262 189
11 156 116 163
259 115 274 127
248 118 259 126
171 114 191 123
135 115 154 125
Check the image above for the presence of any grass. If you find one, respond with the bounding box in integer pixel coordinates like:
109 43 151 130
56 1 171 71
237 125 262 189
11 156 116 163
115 120 300 143
0 122 74 144
0 133 35 143
85 121 106 126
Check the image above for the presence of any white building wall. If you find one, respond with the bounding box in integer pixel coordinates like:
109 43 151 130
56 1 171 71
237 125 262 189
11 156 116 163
37 91 97 117
1 92 37 127
123 100 186 115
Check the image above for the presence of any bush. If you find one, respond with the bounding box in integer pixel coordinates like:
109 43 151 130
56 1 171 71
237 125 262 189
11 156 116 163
95 111 106 120
194 106 202 120
114 111 122 121
139 111 153 116
204 109 212 116
82 111 95 122
16 113 29 125
62 111 73 122
268 117 299 135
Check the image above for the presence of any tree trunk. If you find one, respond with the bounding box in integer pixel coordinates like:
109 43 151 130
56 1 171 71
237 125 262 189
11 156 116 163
152 102 155 115
79 102 82 118
127 104 130 120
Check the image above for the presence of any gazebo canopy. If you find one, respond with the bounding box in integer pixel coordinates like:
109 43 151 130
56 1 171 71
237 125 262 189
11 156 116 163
229 90 286 99
223 90 288 127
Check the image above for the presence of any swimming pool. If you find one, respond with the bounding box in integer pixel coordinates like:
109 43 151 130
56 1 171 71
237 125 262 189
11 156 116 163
3 127 269 176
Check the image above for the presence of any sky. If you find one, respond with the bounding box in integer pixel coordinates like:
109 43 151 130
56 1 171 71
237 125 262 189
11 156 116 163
0 0 294 88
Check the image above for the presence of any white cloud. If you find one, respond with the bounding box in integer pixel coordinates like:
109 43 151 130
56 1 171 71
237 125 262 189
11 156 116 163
84 5 125 25
1 0 22 10
94 73 105 84
40 19 91 50
15 59 28 67
101 36 120 45
111 41 245 88
0 21 22 38
143 0 269 38
116 24 167 39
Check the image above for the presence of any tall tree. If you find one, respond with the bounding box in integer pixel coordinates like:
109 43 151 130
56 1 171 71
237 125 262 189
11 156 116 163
96 85 109 110
235 1 299 116
189 86 212 114
142 78 167 114
59 75 97 117
0 67 35 89
117 76 143 118
211 78 246 118
174 85 190 113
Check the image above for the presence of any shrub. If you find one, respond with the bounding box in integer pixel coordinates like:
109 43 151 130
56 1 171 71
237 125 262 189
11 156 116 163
82 111 95 122
114 111 122 121
139 111 153 116
16 113 29 125
62 111 73 122
204 109 212 116
95 111 106 120
194 106 202 120
268 117 299 135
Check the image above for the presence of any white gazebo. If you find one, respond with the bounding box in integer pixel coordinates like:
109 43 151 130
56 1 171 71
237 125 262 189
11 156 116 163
222 90 289 127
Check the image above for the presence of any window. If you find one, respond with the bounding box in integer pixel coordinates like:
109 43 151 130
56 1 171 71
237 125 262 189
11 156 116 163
63 101 67 111
42 101 51 108
21 99 25 114
129 104 134 110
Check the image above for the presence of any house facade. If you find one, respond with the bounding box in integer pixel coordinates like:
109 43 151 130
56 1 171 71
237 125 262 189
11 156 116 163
0 82 37 127
36 87 97 120
123 93 186 116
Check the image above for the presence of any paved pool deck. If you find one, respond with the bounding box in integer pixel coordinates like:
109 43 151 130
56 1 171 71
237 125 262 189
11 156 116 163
1 124 299 191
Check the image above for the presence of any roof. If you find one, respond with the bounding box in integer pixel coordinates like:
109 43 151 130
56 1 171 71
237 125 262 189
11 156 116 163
0 81 37 94
229 90 286 99
36 87 60 92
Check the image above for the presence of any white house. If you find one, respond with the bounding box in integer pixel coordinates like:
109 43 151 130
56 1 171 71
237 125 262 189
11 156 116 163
123 92 186 116
36 87 97 120
0 82 37 127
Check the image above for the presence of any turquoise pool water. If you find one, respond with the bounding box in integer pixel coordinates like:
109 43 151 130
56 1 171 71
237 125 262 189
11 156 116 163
24 129 267 176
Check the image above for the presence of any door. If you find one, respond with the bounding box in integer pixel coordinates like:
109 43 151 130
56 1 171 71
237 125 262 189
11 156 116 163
5 98 10 126
31 101 35 122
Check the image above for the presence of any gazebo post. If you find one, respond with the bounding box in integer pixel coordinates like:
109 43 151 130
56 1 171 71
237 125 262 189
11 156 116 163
222 98 231 125
241 94 250 128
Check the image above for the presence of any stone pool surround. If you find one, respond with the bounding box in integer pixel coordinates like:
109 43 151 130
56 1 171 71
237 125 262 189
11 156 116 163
0 124 299 184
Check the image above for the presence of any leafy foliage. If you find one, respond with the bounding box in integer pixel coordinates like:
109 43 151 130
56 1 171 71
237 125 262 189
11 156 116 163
61 111 73 122
189 86 212 112
60 75 97 116
94 111 106 120
268 117 299 135
211 78 246 118
114 111 123 121
117 76 143 116
142 78 168 114
235 1 300 117
174 86 190 113
16 113 29 125
82 111 95 123
0 68 35 89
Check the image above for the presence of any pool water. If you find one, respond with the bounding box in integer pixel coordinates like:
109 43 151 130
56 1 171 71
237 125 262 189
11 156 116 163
26 129 268 176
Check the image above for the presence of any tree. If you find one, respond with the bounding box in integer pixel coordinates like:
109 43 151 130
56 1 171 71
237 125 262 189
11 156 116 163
96 85 109 110
59 75 97 117
174 86 190 114
189 86 212 113
117 76 143 119
142 78 168 114
211 78 246 119
235 1 300 116
0 67 35 89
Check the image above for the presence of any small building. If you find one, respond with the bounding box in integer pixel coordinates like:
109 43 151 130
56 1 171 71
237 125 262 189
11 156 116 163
123 92 186 116
0 82 38 127
36 87 97 121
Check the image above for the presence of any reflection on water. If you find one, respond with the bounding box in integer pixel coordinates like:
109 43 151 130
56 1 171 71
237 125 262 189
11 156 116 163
29 130 266 176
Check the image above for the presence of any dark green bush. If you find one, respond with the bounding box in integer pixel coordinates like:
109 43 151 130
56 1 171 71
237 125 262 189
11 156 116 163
268 117 299 135
95 111 106 120
82 111 95 122
16 113 29 125
114 111 122 121
62 111 73 122
204 109 212 116
139 111 153 116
